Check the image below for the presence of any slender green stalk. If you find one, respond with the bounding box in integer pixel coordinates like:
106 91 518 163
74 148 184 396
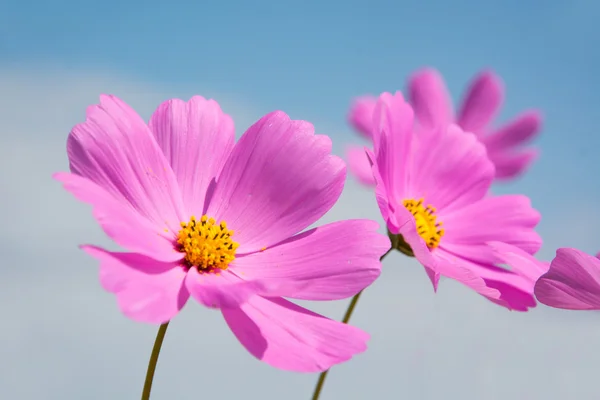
310 248 393 400
141 322 170 400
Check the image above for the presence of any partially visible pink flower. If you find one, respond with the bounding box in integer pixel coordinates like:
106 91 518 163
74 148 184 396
408 68 542 180
55 95 390 372
367 91 543 310
346 97 377 186
534 248 600 310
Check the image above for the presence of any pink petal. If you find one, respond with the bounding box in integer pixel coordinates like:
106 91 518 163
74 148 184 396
66 95 185 231
346 145 376 186
348 96 377 139
371 91 414 202
233 220 389 300
535 248 600 310
82 245 189 324
440 243 546 311
484 279 537 311
433 256 501 300
488 149 539 181
488 241 549 285
184 268 266 309
222 296 369 372
482 111 542 152
457 70 504 133
440 195 542 265
407 67 453 129
409 124 494 214
368 148 439 287
148 96 235 215
206 112 345 253
54 172 182 262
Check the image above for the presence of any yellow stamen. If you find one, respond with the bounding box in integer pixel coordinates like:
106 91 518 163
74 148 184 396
403 198 445 249
176 215 239 271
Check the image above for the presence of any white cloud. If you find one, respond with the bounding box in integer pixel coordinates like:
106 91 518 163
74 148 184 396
1 67 599 400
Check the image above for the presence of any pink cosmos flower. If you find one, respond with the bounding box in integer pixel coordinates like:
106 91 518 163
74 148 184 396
408 68 542 180
367 91 543 310
534 248 600 310
345 68 542 185
55 95 390 372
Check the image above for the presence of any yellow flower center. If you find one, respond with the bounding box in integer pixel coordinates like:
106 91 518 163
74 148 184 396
176 215 239 271
403 198 444 249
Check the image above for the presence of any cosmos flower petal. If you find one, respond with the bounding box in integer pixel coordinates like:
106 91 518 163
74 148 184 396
482 111 542 153
233 220 388 300
206 111 345 253
184 268 266 309
148 96 235 215
371 91 414 201
407 67 453 129
488 149 539 180
439 246 539 311
66 95 185 231
222 296 369 372
457 70 504 133
488 241 549 285
348 96 377 138
534 248 600 310
434 256 501 299
441 195 542 263
346 145 376 186
82 245 189 324
54 172 182 262
409 124 494 213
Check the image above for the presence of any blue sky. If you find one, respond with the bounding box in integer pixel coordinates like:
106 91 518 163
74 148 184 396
1 1 600 399
3 0 598 213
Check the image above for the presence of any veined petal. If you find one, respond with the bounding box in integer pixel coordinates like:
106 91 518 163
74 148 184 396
206 112 345 253
346 145 376 186
66 95 185 232
233 220 388 300
535 248 600 310
148 96 235 215
54 172 182 262
82 245 189 324
222 296 369 372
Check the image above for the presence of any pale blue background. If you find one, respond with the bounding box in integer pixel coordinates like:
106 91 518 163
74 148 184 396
1 0 599 399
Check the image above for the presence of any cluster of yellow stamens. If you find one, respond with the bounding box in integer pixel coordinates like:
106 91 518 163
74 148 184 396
176 215 239 271
403 198 445 249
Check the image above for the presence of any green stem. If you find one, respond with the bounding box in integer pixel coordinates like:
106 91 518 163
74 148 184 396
310 248 393 400
141 322 170 400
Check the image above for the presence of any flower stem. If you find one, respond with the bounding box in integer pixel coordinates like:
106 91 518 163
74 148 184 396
141 322 170 400
310 248 393 400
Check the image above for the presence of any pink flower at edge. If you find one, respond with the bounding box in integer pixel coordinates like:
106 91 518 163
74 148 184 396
367 91 543 311
346 96 378 186
408 67 542 181
55 95 391 372
534 248 600 310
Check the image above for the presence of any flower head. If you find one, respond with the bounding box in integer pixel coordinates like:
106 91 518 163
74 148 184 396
346 68 542 185
367 91 543 310
55 95 390 372
534 248 600 310
408 67 542 180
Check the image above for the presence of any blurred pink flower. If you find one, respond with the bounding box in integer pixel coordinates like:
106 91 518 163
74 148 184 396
367 92 542 310
409 68 542 180
55 95 390 372
534 248 600 310
346 68 542 185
